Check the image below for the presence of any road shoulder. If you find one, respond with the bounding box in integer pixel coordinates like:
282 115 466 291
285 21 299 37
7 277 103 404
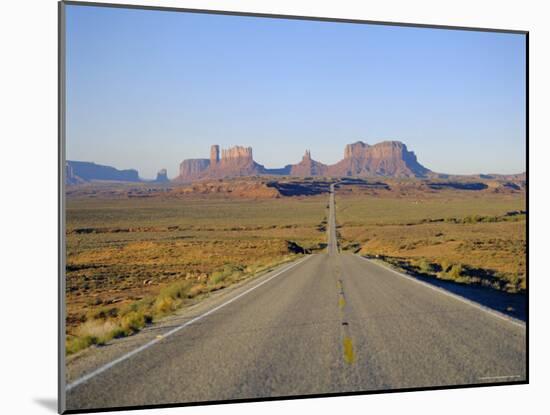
66 255 314 386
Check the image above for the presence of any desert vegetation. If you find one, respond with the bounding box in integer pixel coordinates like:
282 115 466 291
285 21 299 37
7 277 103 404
336 180 526 293
66 191 327 355
65 176 526 355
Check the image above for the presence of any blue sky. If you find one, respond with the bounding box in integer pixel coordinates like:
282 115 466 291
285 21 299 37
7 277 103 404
66 5 526 179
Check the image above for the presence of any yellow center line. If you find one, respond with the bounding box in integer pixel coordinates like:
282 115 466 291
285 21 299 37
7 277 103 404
343 336 356 364
337 277 355 365
338 296 346 309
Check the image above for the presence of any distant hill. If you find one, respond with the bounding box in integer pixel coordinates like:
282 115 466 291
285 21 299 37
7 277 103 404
66 161 140 184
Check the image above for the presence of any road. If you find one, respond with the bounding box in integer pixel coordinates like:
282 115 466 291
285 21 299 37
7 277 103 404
66 184 526 411
327 183 339 255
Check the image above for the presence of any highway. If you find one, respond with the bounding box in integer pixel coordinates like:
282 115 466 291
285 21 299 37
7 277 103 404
327 183 339 255
66 184 526 411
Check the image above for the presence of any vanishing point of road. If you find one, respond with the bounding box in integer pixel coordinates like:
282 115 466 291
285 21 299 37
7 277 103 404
65 183 526 411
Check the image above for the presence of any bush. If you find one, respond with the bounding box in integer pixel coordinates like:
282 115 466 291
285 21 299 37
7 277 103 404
67 319 122 354
439 260 452 273
120 311 147 334
188 284 206 297
153 295 175 315
418 259 434 273
209 270 226 285
209 264 244 286
89 306 118 320
66 335 95 355
159 280 191 300
447 263 464 280
153 280 193 315
76 319 117 341
505 272 526 293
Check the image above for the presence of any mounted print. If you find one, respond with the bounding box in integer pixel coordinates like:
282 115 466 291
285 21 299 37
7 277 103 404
59 1 528 413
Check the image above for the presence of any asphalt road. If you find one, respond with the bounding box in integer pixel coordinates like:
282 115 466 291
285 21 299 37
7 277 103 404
327 183 339 255
66 185 526 411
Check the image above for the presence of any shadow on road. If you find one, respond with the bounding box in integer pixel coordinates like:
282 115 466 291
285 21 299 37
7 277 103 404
367 258 526 322
414 274 526 321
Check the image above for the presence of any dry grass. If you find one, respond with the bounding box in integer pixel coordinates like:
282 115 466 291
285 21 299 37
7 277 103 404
337 189 526 293
65 192 327 354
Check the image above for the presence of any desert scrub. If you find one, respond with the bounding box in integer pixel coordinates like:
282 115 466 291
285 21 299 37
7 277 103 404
504 272 526 293
417 258 434 273
376 254 526 294
117 311 150 336
153 295 176 315
208 264 245 287
65 194 326 339
153 281 192 315
447 263 463 279
66 256 299 355
66 320 118 354
88 305 118 320
437 263 468 282
66 336 95 355
439 260 452 273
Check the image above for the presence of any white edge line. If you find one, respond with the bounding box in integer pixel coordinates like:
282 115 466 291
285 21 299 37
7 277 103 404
66 255 313 392
355 255 526 329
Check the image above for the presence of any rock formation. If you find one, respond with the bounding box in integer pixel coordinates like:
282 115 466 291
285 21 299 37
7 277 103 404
66 161 140 183
154 168 169 183
175 145 265 182
220 145 253 161
174 140 431 182
344 141 369 159
328 141 430 178
289 150 329 177
210 145 220 164
177 159 210 182
209 146 264 178
66 162 85 185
